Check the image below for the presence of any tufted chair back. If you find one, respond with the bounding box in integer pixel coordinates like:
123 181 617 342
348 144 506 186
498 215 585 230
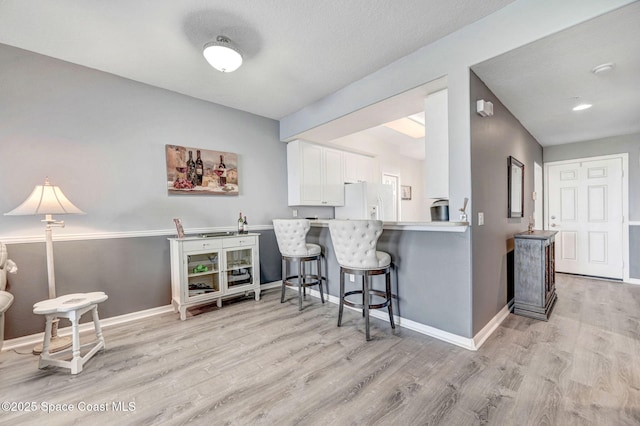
329 220 388 270
0 244 7 292
273 219 314 257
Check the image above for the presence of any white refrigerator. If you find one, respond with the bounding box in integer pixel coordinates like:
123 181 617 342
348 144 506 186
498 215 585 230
335 182 395 221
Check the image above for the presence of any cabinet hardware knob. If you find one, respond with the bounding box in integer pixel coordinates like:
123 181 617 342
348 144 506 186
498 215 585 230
551 223 557 227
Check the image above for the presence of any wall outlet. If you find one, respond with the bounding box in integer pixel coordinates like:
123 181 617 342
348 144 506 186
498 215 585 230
349 274 355 282
292 209 298 218
478 212 484 226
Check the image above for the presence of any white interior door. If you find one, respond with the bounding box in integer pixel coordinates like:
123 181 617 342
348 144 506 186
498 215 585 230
546 157 623 279
382 173 399 221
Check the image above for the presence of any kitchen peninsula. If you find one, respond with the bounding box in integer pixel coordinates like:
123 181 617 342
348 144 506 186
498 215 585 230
306 219 476 349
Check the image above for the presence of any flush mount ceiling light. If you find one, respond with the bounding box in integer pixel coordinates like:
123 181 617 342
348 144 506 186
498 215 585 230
572 103 593 111
383 116 425 138
203 36 243 73
591 62 615 75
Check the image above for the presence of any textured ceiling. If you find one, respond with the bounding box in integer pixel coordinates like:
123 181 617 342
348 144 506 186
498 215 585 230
0 0 515 120
472 2 640 146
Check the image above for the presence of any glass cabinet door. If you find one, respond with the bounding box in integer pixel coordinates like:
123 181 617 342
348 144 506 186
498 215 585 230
186 252 221 299
226 247 254 289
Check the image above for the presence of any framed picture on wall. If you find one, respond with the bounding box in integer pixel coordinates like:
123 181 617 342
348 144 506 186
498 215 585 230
401 185 412 200
166 145 239 195
508 156 524 218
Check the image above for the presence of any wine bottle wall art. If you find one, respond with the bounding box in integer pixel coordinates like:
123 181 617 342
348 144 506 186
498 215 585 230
165 145 239 195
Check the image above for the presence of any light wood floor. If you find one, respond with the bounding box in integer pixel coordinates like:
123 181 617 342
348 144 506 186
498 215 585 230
1 274 639 425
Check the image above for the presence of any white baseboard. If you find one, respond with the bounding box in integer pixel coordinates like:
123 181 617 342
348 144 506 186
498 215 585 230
2 281 282 352
625 278 640 285
302 288 509 351
2 304 174 352
472 303 511 349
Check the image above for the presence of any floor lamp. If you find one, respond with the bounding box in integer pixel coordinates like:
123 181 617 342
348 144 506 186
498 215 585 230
5 178 84 354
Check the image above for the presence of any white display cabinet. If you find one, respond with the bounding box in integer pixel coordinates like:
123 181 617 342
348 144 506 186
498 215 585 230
169 233 260 320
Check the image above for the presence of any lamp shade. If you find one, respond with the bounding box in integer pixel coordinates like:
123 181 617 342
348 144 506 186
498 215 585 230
203 36 243 73
5 178 84 216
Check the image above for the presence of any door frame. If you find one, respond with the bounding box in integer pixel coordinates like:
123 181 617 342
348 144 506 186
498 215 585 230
544 153 629 282
382 172 400 221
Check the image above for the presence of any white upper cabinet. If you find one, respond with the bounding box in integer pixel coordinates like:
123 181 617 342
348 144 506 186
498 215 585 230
343 151 374 183
424 89 449 199
287 140 345 206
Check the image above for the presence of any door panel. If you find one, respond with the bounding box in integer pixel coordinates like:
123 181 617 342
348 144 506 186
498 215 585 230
547 157 622 279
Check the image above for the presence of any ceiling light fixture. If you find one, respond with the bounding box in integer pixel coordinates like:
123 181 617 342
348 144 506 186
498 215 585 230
203 36 243 73
572 103 592 111
591 62 615 75
383 117 425 138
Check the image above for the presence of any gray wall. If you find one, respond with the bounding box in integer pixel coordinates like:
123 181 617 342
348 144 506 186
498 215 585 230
544 132 640 220
3 232 281 340
631 226 640 280
0 44 287 339
544 132 640 281
470 71 543 335
0 43 290 237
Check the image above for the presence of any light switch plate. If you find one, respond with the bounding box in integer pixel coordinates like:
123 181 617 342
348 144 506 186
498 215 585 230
292 209 298 217
478 212 484 226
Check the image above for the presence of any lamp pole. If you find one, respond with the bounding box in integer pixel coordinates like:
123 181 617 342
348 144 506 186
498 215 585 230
33 215 71 354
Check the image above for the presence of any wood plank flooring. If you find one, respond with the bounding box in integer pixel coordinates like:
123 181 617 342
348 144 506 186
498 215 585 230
1 274 639 425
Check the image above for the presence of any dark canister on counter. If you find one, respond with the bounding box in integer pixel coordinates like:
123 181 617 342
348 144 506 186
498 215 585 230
430 199 449 221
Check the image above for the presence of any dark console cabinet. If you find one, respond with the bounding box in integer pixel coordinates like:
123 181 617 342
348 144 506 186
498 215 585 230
514 230 558 320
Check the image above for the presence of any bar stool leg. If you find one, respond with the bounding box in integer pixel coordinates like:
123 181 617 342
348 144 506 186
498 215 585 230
317 256 324 303
302 260 307 299
364 273 371 341
338 268 345 326
362 277 365 317
298 258 303 311
386 269 395 329
281 257 286 303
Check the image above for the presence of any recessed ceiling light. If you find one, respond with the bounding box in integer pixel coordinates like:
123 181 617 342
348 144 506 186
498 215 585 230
572 103 592 111
383 117 424 138
591 63 615 75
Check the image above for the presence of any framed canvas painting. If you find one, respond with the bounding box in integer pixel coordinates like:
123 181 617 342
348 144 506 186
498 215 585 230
166 145 238 195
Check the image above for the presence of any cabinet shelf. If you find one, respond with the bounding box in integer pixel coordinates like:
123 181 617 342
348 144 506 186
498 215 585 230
187 270 219 278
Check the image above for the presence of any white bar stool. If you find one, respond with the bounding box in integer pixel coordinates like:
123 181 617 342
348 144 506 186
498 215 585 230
33 291 108 374
273 219 325 310
329 219 395 341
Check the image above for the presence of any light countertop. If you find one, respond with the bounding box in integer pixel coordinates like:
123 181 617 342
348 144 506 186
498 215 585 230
309 219 469 233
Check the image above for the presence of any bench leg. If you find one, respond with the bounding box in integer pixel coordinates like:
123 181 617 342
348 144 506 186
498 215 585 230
92 305 105 351
69 311 82 374
38 315 54 369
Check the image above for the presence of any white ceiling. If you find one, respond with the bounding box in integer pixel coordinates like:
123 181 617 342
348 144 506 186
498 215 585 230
2 1 636 151
472 2 640 146
0 0 515 120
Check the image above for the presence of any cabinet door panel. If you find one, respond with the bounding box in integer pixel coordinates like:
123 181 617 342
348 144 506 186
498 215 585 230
301 143 323 204
323 148 344 205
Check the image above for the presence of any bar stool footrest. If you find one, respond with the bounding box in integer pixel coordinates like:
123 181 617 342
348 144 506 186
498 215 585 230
342 289 392 310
